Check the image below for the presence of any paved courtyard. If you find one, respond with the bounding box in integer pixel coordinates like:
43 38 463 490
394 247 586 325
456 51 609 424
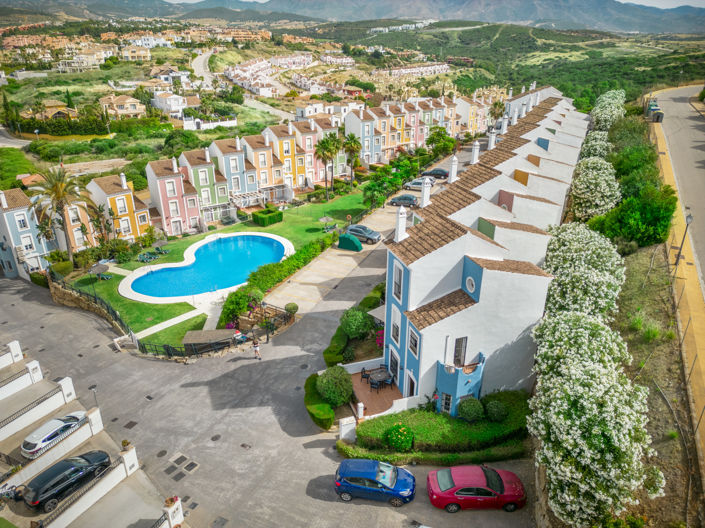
0 255 534 528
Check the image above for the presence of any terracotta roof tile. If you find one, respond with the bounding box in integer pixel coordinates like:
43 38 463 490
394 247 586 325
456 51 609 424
267 124 294 138
91 175 130 196
0 188 31 211
457 163 503 188
385 213 468 265
183 181 197 195
292 121 317 133
149 207 160 219
182 149 213 167
133 197 149 211
468 256 551 278
213 138 242 154
214 169 227 183
512 193 558 205
477 149 517 168
243 135 269 150
245 160 256 171
405 289 476 330
148 159 179 177
481 218 548 235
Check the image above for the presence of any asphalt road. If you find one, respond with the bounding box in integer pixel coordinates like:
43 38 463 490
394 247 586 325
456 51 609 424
192 50 214 90
658 86 705 286
0 126 30 148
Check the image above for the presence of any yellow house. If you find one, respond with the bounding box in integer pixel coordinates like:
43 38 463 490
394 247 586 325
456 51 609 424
263 123 298 190
86 173 150 242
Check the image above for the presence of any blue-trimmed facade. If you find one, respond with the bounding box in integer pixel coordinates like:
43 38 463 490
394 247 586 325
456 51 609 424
0 198 52 280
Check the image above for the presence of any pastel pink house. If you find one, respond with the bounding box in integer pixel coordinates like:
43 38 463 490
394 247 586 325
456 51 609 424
146 157 201 236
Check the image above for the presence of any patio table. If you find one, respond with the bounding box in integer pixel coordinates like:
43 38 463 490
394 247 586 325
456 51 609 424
369 369 392 383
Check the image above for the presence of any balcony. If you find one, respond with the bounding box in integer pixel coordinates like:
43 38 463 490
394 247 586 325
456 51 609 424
435 352 485 404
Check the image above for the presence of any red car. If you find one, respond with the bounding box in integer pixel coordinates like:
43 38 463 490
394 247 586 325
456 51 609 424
427 464 526 513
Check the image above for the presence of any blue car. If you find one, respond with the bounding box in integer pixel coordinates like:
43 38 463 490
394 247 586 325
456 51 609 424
334 459 416 507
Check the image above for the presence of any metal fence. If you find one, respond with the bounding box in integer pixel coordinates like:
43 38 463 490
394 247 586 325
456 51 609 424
138 340 231 358
0 386 61 429
148 512 168 528
25 416 89 462
0 452 21 468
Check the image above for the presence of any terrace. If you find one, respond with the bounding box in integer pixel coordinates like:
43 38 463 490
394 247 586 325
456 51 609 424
348 361 403 417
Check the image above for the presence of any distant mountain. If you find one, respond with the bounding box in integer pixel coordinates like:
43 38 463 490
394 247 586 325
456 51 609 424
180 6 321 23
0 0 181 19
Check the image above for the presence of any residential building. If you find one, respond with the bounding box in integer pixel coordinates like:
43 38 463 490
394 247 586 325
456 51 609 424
321 54 355 67
121 46 151 61
99 94 146 119
241 135 291 203
269 53 313 69
344 108 384 165
291 119 321 188
0 189 52 280
375 62 449 78
146 158 200 236
313 116 347 181
86 173 150 243
148 64 191 87
151 92 186 118
178 148 230 223
263 123 304 191
0 70 7 86
20 99 78 120
54 201 97 254
209 137 262 208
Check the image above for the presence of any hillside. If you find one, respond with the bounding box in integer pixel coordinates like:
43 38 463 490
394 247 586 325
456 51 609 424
180 7 321 23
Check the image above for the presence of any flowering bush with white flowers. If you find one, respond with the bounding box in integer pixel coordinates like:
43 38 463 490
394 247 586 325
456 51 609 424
529 313 664 527
545 266 623 318
591 90 626 131
544 223 625 281
580 130 612 159
571 157 621 221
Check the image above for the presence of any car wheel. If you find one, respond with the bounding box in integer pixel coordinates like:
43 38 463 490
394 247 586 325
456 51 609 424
445 503 461 513
339 492 353 502
43 499 59 513
389 497 404 507
503 503 518 512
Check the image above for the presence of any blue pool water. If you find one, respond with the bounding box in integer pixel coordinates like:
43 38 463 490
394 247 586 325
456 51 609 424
131 235 285 297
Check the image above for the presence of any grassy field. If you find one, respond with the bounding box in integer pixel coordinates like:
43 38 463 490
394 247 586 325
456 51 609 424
150 47 192 66
118 188 368 271
0 148 38 190
0 518 19 528
141 313 208 346
72 274 194 333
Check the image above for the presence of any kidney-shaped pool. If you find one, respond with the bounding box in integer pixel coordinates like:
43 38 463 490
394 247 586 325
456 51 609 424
131 234 286 298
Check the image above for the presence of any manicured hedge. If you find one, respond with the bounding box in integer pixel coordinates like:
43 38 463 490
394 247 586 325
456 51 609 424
51 261 74 277
357 282 385 312
305 374 335 430
252 208 283 227
30 272 49 288
323 326 348 367
336 438 526 466
355 391 529 452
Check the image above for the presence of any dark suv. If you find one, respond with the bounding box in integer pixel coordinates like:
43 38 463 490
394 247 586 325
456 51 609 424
24 451 111 513
422 168 449 179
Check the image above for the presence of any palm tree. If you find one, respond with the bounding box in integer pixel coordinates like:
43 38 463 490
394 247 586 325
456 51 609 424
326 132 343 195
28 168 94 264
314 136 333 201
489 100 505 131
342 133 361 186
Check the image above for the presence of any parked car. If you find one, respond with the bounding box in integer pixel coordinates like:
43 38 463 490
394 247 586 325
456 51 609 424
403 176 436 190
335 459 416 507
422 168 449 179
21 411 87 459
427 465 526 513
388 194 419 207
346 224 382 244
24 451 111 513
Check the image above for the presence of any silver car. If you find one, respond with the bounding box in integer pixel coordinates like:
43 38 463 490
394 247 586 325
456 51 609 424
403 176 436 190
21 412 86 459
346 224 382 244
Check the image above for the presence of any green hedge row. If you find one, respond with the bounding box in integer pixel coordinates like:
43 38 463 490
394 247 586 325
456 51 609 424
252 208 283 227
50 261 73 278
30 272 49 288
356 391 529 452
218 233 339 326
336 437 526 466
358 282 385 312
305 374 335 430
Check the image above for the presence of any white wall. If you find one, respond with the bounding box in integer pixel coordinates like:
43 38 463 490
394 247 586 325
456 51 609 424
0 358 41 402
473 174 529 203
492 229 549 266
338 358 386 374
525 174 570 207
448 198 514 230
511 197 562 230
0 340 23 370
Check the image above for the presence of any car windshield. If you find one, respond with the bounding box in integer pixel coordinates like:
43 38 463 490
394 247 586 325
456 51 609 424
61 416 79 424
65 456 89 466
436 469 455 491
482 467 504 494
358 226 372 234
376 462 397 488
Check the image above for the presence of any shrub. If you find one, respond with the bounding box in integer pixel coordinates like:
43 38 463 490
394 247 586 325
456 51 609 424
30 272 49 288
384 423 414 452
51 261 74 277
642 323 660 343
570 157 621 221
485 400 509 423
545 267 624 319
324 326 349 366
358 282 385 312
340 307 374 339
619 164 661 200
544 223 624 280
284 302 299 316
342 343 356 363
608 116 649 152
580 131 611 159
304 374 335 430
207 225 216 231
316 365 353 407
457 397 484 423
46 249 69 263
609 143 658 179
252 208 283 227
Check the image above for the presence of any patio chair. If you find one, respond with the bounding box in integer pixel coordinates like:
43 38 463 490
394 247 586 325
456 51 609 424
380 363 388 370
98 273 113 281
384 377 393 389
137 254 150 263
155 247 170 255
146 251 160 260
361 368 370 383
369 379 381 393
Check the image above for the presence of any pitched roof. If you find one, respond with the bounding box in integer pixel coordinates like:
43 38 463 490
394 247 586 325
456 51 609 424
480 218 548 235
292 121 317 134
183 181 197 195
91 174 130 196
468 256 551 278
512 193 558 205
0 188 31 211
214 169 227 183
185 95 201 107
478 149 518 168
148 159 179 177
133 197 149 211
494 135 530 151
181 149 213 167
149 207 160 219
243 135 269 150
405 289 476 330
267 124 294 138
457 163 503 189
385 213 469 266
212 138 242 154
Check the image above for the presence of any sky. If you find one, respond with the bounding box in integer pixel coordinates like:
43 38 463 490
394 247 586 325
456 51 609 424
166 0 705 5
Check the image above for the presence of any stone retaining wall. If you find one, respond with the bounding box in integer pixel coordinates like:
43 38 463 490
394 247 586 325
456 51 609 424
48 280 125 336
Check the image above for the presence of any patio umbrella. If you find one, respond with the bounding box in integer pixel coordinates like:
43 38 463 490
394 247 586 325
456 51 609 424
89 263 109 276
152 239 167 248
318 216 334 223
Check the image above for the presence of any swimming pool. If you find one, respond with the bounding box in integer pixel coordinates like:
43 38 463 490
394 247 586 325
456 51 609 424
130 234 288 298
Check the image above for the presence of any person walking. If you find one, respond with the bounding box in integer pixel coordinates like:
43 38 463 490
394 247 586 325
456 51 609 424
253 340 261 360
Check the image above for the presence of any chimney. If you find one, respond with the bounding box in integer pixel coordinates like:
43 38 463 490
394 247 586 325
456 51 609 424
508 87 513 98
511 107 518 126
385 106 391 116
236 135 241 150
534 92 540 107
265 135 270 146
531 81 536 91
120 172 127 189
415 101 420 111
520 102 527 119
359 109 363 119
0 191 6 209
288 121 293 135
394 206 408 243
472 92 477 102
471 141 480 164
171 157 178 173
488 95 492 105
500 115 509 135
521 85 526 94
448 155 458 183
420 177 432 208
309 118 315 130
488 130 497 150
527 96 534 113
205 148 211 163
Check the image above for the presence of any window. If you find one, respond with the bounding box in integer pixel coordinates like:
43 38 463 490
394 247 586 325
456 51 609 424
258 153 267 167
165 180 176 197
138 214 147 225
408 329 418 357
283 141 290 155
466 277 476 293
21 234 34 251
410 115 416 125
396 118 401 128
306 137 312 149
339 163 345 174
218 186 227 197
73 227 84 247
454 337 467 367
382 136 386 146
198 169 209 186
381 121 386 132
247 173 255 185
68 207 80 224
391 310 400 345
364 139 370 151
201 188 211 205
297 157 304 167
441 393 452 413
169 201 179 217
229 157 239 173
285 159 292 172
187 198 197 208
15 212 29 230
189 217 199 228
375 137 380 146
306 154 313 166
274 169 281 179
115 197 127 215
119 217 131 235
232 177 241 192
364 124 370 136
260 170 268 184
393 264 403 301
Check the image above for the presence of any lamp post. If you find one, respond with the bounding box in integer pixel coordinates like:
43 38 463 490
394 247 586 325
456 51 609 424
34 129 39 141
88 384 99 408
674 212 693 273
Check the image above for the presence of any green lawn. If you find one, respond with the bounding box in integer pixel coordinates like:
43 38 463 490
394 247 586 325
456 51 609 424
119 189 369 271
72 275 194 333
141 313 208 346
0 147 38 190
0 518 19 528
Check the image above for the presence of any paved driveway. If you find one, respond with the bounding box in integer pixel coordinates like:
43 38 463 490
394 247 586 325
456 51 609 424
0 126 30 148
0 271 534 528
